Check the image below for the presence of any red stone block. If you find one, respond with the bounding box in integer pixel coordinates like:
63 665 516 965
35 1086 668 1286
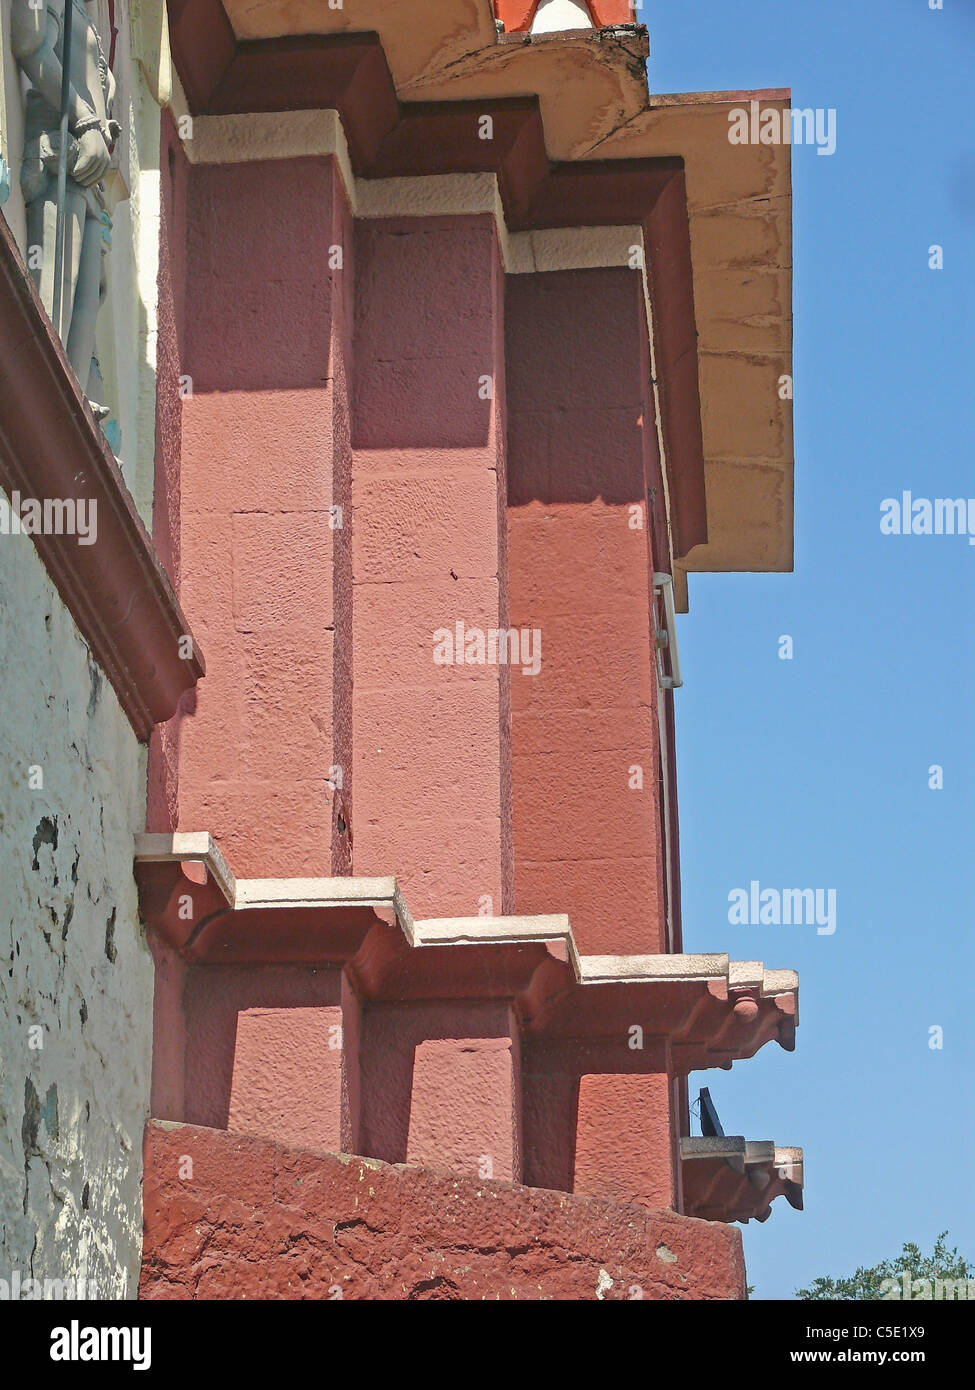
140 1121 745 1300
575 1073 676 1209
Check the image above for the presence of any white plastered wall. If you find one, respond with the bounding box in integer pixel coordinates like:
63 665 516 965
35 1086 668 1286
0 0 167 1299
0 518 153 1299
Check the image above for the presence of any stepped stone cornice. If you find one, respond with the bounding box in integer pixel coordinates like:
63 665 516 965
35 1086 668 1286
135 832 799 1070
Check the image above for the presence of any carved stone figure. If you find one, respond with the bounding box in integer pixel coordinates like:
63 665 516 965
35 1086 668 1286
11 0 121 417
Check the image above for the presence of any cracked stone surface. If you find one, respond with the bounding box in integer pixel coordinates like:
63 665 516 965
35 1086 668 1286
0 514 153 1298
141 1120 745 1300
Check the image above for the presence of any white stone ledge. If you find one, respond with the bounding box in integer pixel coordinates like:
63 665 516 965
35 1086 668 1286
134 831 237 903
175 104 645 277
414 913 579 974
133 833 798 1012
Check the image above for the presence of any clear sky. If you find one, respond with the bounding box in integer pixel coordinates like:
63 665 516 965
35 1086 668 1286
648 0 975 1298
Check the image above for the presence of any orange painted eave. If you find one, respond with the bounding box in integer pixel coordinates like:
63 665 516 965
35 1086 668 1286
648 87 792 107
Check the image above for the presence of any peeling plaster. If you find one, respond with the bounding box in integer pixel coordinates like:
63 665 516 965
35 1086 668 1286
0 508 152 1299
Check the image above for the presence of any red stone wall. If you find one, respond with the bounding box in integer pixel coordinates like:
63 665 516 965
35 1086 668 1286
140 1121 745 1300
145 155 690 1235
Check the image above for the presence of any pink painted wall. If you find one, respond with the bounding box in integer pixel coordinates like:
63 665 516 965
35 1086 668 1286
151 192 520 1180
522 1038 677 1206
575 1073 675 1209
505 270 680 1206
358 1002 521 1181
147 151 355 1135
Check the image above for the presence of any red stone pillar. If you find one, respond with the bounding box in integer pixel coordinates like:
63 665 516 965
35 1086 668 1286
172 153 354 876
148 147 356 1139
181 964 346 1153
524 1038 678 1209
358 1002 522 1181
348 212 517 1180
574 1072 677 1210
506 267 668 955
351 214 512 918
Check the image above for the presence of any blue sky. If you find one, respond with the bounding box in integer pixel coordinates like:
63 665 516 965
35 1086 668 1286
650 0 975 1297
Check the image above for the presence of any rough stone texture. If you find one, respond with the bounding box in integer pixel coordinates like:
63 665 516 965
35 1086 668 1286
140 1120 745 1300
180 964 345 1151
574 1073 675 1209
0 511 153 1299
358 1002 521 1182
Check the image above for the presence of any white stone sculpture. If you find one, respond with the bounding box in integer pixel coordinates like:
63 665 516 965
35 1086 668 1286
11 0 121 417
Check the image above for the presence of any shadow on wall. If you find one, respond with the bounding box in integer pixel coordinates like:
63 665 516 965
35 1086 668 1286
352 218 497 451
505 267 653 509
177 974 585 1192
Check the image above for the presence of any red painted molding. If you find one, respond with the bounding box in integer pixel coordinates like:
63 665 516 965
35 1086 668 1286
682 1145 803 1224
588 0 635 24
0 213 205 741
494 0 537 31
208 34 401 168
493 2 635 32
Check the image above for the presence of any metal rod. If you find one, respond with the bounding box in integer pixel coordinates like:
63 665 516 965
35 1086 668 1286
52 0 74 338
653 572 683 690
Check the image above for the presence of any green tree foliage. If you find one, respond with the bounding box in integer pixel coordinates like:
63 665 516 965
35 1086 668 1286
796 1233 972 1300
